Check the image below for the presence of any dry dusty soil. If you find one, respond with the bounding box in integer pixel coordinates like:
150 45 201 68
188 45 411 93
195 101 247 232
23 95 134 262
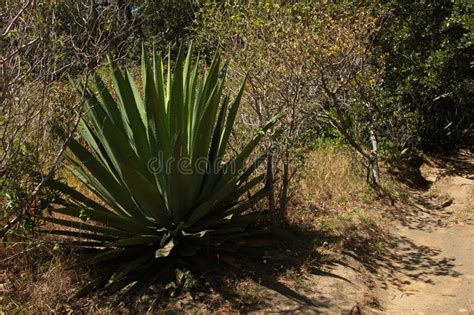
377 152 474 314
234 151 474 314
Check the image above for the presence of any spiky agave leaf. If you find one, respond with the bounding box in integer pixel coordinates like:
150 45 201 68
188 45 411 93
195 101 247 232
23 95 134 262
44 43 278 297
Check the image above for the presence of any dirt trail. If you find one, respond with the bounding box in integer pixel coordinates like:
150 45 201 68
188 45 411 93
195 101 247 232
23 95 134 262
236 152 474 314
378 151 474 314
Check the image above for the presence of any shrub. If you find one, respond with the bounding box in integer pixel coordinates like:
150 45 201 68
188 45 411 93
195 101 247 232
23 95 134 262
43 44 277 297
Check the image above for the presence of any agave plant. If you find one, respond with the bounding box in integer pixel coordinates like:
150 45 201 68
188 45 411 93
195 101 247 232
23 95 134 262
44 43 277 296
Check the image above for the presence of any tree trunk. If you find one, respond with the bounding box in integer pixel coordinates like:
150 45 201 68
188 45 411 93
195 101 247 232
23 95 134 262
265 147 277 229
369 124 380 186
279 147 290 213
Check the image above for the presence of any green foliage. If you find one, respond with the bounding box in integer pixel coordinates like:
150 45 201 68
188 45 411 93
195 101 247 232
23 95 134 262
196 0 384 203
45 43 277 297
7 1 197 77
135 1 197 56
0 143 59 235
375 0 473 152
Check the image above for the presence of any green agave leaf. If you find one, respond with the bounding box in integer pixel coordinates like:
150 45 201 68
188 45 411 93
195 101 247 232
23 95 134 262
216 81 246 160
47 179 111 213
183 201 211 228
67 138 144 219
108 55 150 160
239 154 266 183
225 187 271 216
77 120 120 180
208 95 229 167
207 174 265 217
155 239 176 258
192 76 224 163
107 235 162 247
169 44 186 144
38 229 116 243
152 50 168 120
143 48 171 164
71 272 115 300
166 134 191 223
92 73 125 132
64 157 140 219
119 165 171 227
114 261 174 300
73 247 143 268
53 207 155 234
217 117 278 189
188 214 234 231
196 95 230 199
107 253 154 285
41 216 135 238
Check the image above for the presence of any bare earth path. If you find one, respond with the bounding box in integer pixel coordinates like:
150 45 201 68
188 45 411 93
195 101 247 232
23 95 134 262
236 152 474 314
378 151 474 314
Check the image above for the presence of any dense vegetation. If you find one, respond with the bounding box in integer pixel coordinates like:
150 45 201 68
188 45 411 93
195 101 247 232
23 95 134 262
375 0 473 152
1 0 472 306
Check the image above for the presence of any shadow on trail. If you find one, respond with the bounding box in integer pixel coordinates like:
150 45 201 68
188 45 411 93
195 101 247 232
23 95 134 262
389 195 454 232
342 152 472 295
389 155 432 191
242 150 473 312
204 227 354 313
428 148 474 179
343 231 461 291
386 148 473 233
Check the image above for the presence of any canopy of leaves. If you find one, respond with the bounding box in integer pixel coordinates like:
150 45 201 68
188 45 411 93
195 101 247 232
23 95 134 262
375 0 473 152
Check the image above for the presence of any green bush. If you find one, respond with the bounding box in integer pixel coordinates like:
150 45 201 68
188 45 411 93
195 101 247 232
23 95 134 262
375 0 473 152
44 44 277 297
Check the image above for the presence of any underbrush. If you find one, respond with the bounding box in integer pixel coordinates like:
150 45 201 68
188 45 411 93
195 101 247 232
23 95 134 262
0 239 76 313
290 144 384 236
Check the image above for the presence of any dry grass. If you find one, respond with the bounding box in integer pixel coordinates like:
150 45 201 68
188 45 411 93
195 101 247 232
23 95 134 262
0 240 130 314
288 144 385 235
281 143 410 268
0 241 76 313
299 144 368 207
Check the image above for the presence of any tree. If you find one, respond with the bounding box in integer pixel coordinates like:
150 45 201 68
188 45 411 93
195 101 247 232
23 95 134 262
375 0 473 153
0 0 166 236
197 1 386 195
197 2 315 214
303 2 385 186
